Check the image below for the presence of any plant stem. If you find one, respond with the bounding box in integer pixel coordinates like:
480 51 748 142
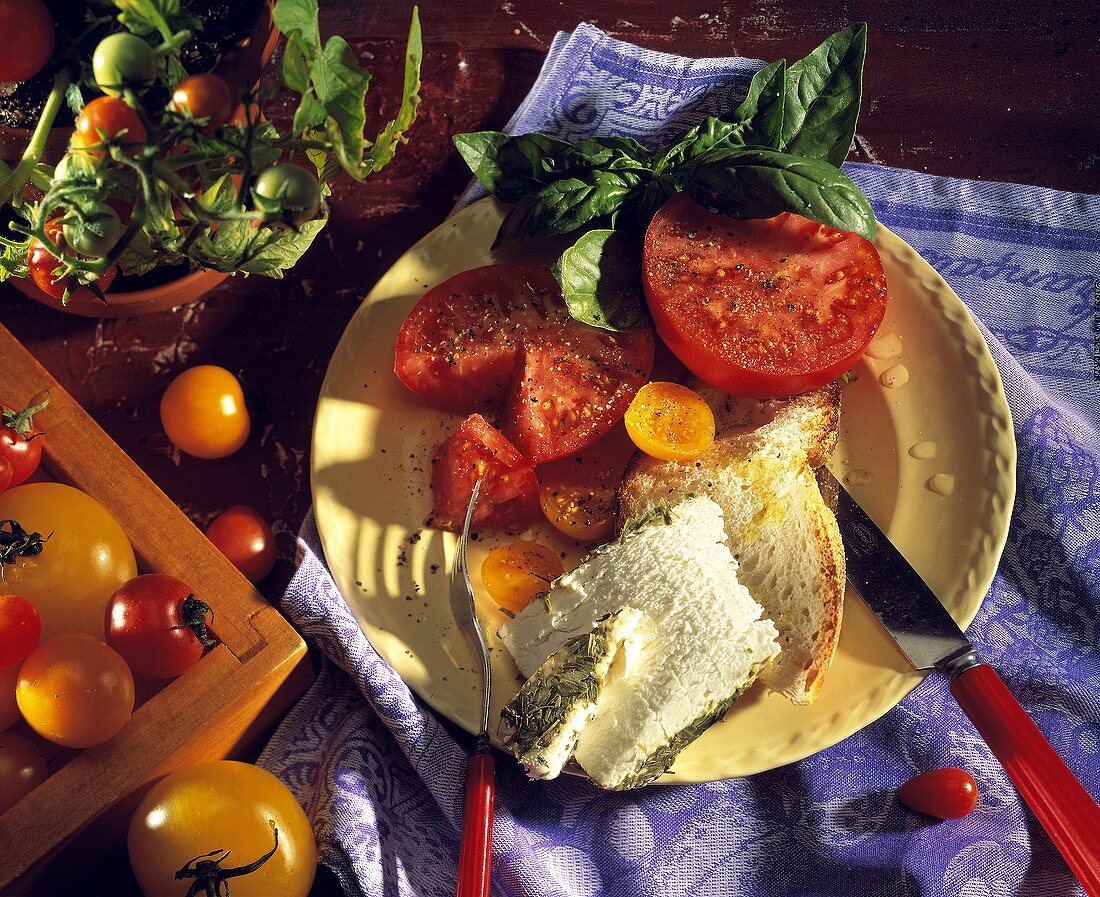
0 71 70 208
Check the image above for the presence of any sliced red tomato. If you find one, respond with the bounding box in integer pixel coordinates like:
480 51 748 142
430 414 539 532
643 194 888 397
395 263 654 464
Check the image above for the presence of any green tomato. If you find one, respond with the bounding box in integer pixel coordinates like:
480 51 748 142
53 152 95 184
92 33 156 97
253 164 322 226
62 202 123 258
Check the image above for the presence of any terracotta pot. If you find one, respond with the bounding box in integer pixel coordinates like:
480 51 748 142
7 267 232 317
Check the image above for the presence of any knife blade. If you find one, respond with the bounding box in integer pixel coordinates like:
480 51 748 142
823 468 1100 895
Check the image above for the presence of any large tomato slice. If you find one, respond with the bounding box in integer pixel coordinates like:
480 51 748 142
643 194 888 397
430 414 540 532
395 263 654 463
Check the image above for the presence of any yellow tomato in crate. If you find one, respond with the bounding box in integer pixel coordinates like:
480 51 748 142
0 483 137 640
17 633 135 748
128 761 317 897
0 663 19 731
0 732 48 813
160 366 251 459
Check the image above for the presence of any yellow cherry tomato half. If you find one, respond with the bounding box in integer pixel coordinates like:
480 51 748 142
17 633 135 748
0 664 19 732
538 455 618 542
481 541 564 614
624 381 716 462
160 365 251 459
0 732 48 813
0 483 137 641
128 760 317 897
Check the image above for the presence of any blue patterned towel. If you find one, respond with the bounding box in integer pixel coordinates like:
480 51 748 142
260 24 1100 897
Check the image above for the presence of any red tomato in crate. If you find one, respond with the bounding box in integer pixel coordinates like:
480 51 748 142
105 574 214 679
0 398 47 487
0 595 41 666
0 732 48 813
898 767 979 820
395 263 654 464
0 664 19 731
0 456 12 493
643 194 888 398
206 506 277 584
431 414 540 532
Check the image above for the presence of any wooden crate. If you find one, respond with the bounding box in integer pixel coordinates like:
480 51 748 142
0 322 313 893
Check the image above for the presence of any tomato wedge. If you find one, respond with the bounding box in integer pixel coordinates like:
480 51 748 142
395 263 654 464
643 194 888 397
430 414 540 532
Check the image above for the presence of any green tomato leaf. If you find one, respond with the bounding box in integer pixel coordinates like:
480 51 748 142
781 23 867 166
117 227 165 277
362 8 422 177
553 229 652 332
688 148 876 239
235 219 328 278
270 0 321 47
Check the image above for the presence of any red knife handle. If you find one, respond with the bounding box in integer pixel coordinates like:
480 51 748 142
951 663 1100 895
456 737 495 897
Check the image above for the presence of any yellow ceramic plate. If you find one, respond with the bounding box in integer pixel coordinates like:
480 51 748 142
311 198 1015 781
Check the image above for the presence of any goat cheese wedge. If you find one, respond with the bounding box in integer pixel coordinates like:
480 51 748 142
499 496 779 790
499 606 644 780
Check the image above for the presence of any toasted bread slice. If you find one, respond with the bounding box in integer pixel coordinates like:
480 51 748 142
618 380 844 705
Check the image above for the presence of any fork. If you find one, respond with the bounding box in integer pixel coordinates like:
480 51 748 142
449 480 494 897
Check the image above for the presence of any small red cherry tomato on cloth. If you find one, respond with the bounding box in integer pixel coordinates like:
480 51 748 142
898 767 979 819
0 595 41 667
206 506 277 584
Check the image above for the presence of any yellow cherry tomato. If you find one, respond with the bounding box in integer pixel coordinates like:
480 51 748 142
0 664 19 731
0 732 48 812
0 483 137 640
128 761 317 897
481 541 564 613
17 633 135 748
539 456 618 542
160 365 251 459
624 381 716 462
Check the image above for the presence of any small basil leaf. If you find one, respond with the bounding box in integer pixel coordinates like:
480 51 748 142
454 132 557 202
506 170 644 240
688 148 876 240
554 229 652 332
781 23 867 166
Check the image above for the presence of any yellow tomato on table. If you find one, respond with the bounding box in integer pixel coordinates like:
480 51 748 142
0 483 137 640
128 761 317 897
160 365 251 459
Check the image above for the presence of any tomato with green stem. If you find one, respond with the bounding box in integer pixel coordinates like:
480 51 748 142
0 397 47 487
105 574 215 679
172 74 234 129
0 664 19 732
0 594 40 666
253 164 322 226
206 507 277 584
128 761 317 897
27 219 117 303
62 201 123 257
0 732 48 813
160 366 252 459
92 33 157 97
75 96 148 158
0 0 54 83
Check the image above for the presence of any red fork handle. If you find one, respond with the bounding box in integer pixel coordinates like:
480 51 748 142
951 663 1100 895
456 737 495 897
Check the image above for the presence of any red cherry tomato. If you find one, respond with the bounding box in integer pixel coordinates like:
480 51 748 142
0 397 47 487
75 96 148 158
643 194 888 397
0 0 54 83
0 664 19 731
898 767 979 819
105 574 214 679
172 74 234 129
0 595 41 667
205 506 277 584
27 219 117 303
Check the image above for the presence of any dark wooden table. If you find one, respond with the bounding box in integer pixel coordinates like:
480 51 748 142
13 1 1098 894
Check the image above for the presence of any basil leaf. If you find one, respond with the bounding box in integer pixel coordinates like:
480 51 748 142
553 229 651 332
781 23 867 166
689 148 876 240
497 170 644 242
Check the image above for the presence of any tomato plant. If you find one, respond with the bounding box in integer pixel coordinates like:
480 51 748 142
106 575 215 679
0 732 48 813
0 664 19 732
624 381 716 462
252 165 323 227
0 482 137 640
0 396 46 487
172 74 234 129
898 767 979 820
0 0 54 83
481 542 563 613
92 33 156 97
17 633 135 748
75 96 148 158
643 194 888 397
0 594 41 667
206 507 277 584
27 218 117 302
160 366 251 459
128 761 317 897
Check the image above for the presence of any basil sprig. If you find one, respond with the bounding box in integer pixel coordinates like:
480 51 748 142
454 23 872 332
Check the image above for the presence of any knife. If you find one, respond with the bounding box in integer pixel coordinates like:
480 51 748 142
827 469 1100 894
